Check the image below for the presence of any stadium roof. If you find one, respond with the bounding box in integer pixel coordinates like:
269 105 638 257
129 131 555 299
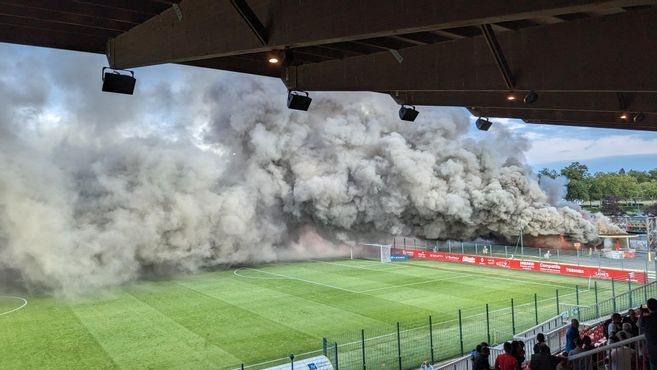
2 1 657 131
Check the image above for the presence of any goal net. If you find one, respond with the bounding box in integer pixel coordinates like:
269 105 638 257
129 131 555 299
350 243 392 263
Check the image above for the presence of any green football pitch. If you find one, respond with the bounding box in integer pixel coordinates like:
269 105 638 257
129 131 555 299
0 258 631 369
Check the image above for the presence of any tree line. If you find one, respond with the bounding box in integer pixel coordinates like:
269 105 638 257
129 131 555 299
538 162 657 216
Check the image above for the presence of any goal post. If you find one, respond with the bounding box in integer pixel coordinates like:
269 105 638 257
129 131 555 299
351 243 392 263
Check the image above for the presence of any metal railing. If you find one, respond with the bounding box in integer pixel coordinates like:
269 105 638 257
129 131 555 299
434 355 472 370
513 313 568 340
568 334 646 370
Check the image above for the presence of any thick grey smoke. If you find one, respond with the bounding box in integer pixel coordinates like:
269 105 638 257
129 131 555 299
538 175 622 235
0 47 603 294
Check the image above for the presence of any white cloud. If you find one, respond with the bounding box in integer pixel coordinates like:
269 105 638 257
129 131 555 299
527 134 657 164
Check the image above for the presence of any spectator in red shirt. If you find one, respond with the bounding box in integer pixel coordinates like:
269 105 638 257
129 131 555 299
495 342 519 370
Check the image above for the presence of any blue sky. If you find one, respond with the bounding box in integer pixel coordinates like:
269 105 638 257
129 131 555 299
2 42 656 174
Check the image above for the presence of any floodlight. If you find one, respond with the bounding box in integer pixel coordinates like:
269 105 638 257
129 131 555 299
102 67 136 95
398 105 419 122
287 90 312 111
634 112 645 123
475 117 492 131
523 91 538 104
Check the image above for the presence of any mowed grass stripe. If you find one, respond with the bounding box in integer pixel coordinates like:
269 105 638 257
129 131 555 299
175 276 400 363
70 290 240 369
264 260 577 319
186 271 394 333
127 281 319 365
0 298 117 369
235 263 447 326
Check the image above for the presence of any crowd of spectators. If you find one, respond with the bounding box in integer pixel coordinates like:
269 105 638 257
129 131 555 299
458 298 657 370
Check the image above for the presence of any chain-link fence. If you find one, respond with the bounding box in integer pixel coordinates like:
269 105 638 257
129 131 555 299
323 280 657 370
393 237 657 277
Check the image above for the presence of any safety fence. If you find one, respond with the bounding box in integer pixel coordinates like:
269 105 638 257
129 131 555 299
560 278 657 322
393 237 656 276
568 334 647 370
323 280 657 370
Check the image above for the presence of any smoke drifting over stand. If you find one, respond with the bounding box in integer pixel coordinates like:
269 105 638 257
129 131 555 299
0 49 602 294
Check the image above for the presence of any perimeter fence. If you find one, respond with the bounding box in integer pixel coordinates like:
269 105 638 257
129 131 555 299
323 280 657 370
393 237 656 276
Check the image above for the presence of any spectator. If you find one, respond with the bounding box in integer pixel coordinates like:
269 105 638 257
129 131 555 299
471 342 489 364
565 319 580 352
607 331 618 346
639 298 657 370
568 337 585 370
568 337 584 356
608 332 635 370
495 342 519 370
608 313 623 338
581 336 594 351
473 346 491 370
529 343 561 370
420 360 435 370
621 322 635 339
511 340 525 367
554 354 569 370
533 333 549 355
622 308 639 336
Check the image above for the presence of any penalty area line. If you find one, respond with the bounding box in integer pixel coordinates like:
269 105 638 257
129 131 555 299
242 268 361 293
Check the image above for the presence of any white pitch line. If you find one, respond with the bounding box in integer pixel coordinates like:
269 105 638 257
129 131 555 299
314 260 408 272
233 268 288 280
234 349 323 370
0 296 28 316
244 268 361 293
358 275 466 293
399 261 580 289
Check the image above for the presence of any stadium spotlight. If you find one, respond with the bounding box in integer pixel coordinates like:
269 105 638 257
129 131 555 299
267 50 283 64
634 112 645 123
287 90 312 111
475 117 492 131
398 105 419 122
506 94 516 102
523 91 538 104
102 67 136 95
620 113 629 120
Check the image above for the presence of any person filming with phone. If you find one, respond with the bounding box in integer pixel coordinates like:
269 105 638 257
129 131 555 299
639 298 657 370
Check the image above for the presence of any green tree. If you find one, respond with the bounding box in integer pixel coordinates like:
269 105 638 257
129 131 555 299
566 179 590 202
628 170 650 183
560 162 589 181
619 168 626 176
650 169 657 181
640 181 657 200
539 168 558 179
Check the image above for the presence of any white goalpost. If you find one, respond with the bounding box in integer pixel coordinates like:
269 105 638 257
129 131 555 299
350 243 393 263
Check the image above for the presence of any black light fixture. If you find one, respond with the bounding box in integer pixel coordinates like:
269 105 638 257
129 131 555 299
475 117 492 131
398 105 419 122
102 67 136 95
287 90 312 111
634 112 645 124
523 91 538 104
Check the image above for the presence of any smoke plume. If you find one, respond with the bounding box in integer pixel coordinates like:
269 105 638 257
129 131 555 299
0 48 604 294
